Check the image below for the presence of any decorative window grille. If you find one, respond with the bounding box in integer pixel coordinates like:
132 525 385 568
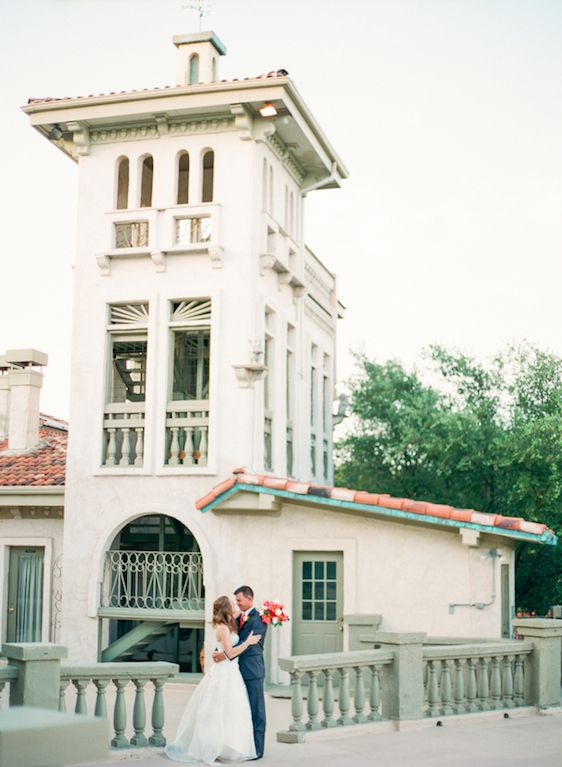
175 216 212 246
166 299 212 467
310 345 318 478
114 221 149 249
103 303 149 468
177 152 190 205
286 324 295 476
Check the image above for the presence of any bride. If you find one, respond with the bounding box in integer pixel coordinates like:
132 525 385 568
165 595 262 764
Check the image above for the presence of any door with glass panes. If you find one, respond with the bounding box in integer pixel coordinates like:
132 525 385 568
292 552 343 655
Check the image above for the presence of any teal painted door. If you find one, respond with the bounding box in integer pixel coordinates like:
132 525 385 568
7 547 44 642
292 552 343 655
501 563 511 639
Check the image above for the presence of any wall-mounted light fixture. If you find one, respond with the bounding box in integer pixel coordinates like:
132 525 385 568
259 103 277 118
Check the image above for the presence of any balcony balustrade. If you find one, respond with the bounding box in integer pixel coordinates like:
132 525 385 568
165 399 209 467
102 403 145 467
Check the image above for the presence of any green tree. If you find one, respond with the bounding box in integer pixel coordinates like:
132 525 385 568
335 344 562 612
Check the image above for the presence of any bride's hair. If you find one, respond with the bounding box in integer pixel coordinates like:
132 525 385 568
212 595 237 632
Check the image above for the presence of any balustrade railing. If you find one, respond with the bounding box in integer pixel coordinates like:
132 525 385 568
278 650 394 738
103 403 145 467
165 400 209 466
422 641 533 717
0 664 18 709
102 550 205 610
59 661 178 748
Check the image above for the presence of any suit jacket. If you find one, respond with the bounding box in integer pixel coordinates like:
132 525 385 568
237 607 267 681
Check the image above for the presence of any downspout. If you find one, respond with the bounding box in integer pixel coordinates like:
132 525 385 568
448 548 500 614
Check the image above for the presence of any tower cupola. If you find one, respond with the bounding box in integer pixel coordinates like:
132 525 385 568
173 31 226 86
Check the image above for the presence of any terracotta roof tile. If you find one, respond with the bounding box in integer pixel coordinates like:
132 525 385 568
0 416 67 487
196 468 556 543
26 72 289 107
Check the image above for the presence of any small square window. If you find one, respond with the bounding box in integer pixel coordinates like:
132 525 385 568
175 216 212 246
115 221 149 249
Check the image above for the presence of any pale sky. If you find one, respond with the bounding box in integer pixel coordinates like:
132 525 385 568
1 0 561 419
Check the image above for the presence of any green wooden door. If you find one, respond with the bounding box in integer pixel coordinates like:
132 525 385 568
501 563 511 639
7 547 44 642
292 552 343 655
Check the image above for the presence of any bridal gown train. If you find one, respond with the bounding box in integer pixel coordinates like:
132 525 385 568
165 633 257 764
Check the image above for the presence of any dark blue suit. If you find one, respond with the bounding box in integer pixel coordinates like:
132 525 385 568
237 608 267 758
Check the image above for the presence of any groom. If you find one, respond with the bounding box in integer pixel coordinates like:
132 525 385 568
213 585 268 759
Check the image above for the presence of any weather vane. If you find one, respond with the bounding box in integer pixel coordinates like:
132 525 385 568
182 0 211 31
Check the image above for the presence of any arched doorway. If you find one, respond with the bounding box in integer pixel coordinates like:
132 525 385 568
99 514 205 672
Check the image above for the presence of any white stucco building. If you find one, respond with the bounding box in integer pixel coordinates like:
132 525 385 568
5 31 555 674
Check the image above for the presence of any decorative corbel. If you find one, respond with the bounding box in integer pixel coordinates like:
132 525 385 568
233 340 267 388
154 113 170 136
67 121 91 156
208 246 224 269
230 104 253 141
150 251 166 273
95 253 111 276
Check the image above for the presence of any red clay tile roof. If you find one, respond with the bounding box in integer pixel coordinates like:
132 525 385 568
0 415 67 487
196 468 556 544
26 71 290 106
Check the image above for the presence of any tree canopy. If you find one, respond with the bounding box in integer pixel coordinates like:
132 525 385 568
335 344 562 613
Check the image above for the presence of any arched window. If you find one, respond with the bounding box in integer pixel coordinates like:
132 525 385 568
177 152 190 205
269 165 274 215
189 54 199 85
140 155 153 208
202 150 214 203
262 158 268 210
116 157 129 210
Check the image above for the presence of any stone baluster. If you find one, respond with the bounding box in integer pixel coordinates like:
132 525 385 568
134 427 144 467
440 660 453 715
198 425 208 465
452 659 465 714
131 679 148 746
73 678 89 715
149 678 166 746
353 666 367 723
321 669 336 728
337 667 353 725
94 679 109 718
502 656 515 708
111 679 129 748
183 426 194 465
490 656 502 710
288 671 305 732
466 658 478 713
368 665 381 721
478 657 490 711
426 660 439 717
513 656 525 707
306 671 321 730
59 678 70 712
119 418 131 466
105 427 117 466
168 426 180 466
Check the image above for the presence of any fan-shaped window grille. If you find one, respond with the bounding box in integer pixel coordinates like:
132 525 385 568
110 303 149 327
171 299 211 324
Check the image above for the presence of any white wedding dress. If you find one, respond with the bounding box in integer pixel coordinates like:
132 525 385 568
165 633 256 764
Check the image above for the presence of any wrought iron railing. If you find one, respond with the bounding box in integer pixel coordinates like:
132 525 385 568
102 551 204 610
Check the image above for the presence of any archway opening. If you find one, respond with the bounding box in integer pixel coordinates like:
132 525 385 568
101 514 205 672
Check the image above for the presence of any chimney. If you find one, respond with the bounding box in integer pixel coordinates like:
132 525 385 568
0 356 9 439
173 31 226 86
5 349 48 451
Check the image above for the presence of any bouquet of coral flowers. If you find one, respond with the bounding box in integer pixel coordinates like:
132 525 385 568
259 599 289 627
